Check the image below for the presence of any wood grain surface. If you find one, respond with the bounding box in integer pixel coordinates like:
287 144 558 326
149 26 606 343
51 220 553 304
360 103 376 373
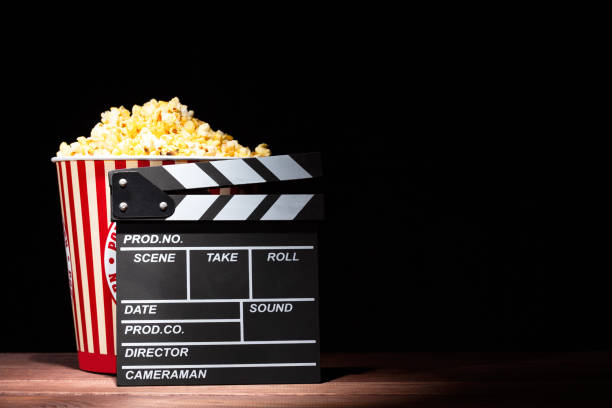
0 352 610 407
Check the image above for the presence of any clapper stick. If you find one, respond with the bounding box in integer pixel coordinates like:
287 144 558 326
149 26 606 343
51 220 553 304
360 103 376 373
111 153 323 386
110 152 322 191
108 153 324 221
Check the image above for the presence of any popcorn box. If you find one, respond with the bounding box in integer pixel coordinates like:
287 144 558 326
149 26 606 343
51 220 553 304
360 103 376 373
53 156 237 374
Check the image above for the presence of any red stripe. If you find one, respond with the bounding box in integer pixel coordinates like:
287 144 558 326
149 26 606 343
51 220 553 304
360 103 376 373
77 161 99 355
138 160 149 168
77 351 116 373
57 163 81 350
162 160 174 166
95 161 114 356
64 162 89 353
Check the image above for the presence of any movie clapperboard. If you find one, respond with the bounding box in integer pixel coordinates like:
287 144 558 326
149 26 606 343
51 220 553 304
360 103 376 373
109 153 323 386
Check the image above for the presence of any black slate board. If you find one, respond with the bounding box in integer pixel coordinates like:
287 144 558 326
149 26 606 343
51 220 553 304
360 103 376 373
116 222 320 386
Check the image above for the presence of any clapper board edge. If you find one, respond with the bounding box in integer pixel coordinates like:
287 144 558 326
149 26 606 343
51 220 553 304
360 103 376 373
164 194 324 221
109 152 324 221
108 152 322 192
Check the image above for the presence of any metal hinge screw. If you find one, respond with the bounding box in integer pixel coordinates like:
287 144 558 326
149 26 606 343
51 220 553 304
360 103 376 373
159 202 168 211
119 202 128 212
119 178 127 188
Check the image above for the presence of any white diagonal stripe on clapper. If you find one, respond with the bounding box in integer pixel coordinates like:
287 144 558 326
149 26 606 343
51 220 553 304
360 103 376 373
211 159 265 185
214 195 267 220
257 155 312 180
164 163 218 189
166 195 219 220
261 194 314 220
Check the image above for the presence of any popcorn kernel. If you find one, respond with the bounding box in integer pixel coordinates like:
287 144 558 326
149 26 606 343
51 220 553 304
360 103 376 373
57 97 270 158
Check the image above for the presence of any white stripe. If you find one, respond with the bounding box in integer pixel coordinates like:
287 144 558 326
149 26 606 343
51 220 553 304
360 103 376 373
213 195 266 220
62 162 85 351
122 340 316 346
85 161 107 354
121 319 240 323
211 159 265 185
257 155 311 180
122 363 316 369
166 195 218 220
70 161 94 353
164 163 218 189
121 298 315 303
261 194 313 220
120 246 314 251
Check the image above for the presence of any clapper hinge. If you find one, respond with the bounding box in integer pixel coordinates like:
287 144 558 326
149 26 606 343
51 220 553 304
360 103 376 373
109 171 176 220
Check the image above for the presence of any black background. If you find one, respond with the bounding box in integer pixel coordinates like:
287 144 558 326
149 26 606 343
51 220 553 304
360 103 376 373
0 36 605 354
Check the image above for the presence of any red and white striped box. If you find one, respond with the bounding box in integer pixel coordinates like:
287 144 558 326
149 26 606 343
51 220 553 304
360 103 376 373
53 157 235 373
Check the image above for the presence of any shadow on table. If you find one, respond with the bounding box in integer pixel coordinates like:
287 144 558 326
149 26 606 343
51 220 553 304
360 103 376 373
321 366 370 382
28 353 115 377
29 353 78 369
26 354 364 382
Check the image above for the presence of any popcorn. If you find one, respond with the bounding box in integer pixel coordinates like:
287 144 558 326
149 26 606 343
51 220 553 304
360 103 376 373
56 97 271 158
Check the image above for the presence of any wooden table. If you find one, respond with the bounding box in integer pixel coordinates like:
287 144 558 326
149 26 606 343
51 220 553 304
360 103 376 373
0 352 610 407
